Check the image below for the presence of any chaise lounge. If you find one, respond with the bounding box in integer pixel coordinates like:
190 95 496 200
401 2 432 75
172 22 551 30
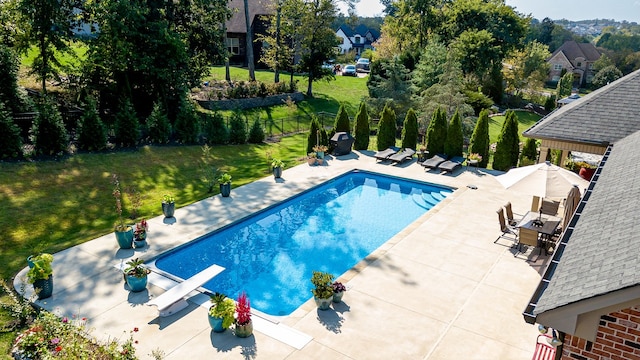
421 154 447 169
389 148 416 164
438 156 465 173
373 147 399 161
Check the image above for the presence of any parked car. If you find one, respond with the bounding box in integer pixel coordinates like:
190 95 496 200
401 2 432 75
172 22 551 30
342 64 357 76
356 58 370 72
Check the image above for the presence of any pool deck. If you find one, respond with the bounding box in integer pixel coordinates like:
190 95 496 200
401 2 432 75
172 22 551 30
15 151 553 359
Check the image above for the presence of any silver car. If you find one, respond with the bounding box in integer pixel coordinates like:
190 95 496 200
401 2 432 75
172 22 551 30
342 64 357 76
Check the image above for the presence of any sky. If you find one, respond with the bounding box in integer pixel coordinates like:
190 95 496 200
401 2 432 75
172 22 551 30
340 0 640 23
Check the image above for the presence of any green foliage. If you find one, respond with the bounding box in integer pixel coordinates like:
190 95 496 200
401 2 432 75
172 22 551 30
202 111 228 145
426 107 447 155
463 89 494 116
208 293 236 330
307 116 322 154
492 110 520 171
0 102 23 159
114 97 139 147
0 45 28 114
353 101 370 150
26 253 53 283
401 108 418 150
32 96 68 156
124 258 150 278
468 109 490 168
146 102 171 144
248 118 265 144
76 97 107 151
556 72 574 102
544 96 556 112
217 172 231 185
0 279 36 330
592 65 623 89
376 104 396 150
310 270 334 299
333 104 351 133
411 38 448 92
366 56 412 121
174 98 201 144
520 137 538 164
199 144 220 193
444 109 463 157
228 112 247 144
271 158 285 168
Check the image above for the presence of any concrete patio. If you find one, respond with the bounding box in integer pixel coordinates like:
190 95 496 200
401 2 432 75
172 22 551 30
15 151 553 359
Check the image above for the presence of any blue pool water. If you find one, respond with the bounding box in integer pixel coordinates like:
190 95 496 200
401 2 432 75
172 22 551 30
154 170 453 316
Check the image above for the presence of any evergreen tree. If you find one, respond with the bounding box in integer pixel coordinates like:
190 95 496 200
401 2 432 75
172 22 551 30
32 96 68 155
248 118 265 143
146 102 171 144
426 107 447 155
376 104 396 150
353 101 370 150
0 45 30 113
228 112 247 144
401 108 418 150
114 97 139 147
77 97 107 151
0 102 22 159
520 137 538 163
492 110 520 171
444 109 463 157
468 109 490 168
555 72 574 102
202 112 228 145
333 104 350 133
307 116 322 154
174 98 201 144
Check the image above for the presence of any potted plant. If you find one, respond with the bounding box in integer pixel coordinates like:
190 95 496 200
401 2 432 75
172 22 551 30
313 144 328 159
123 258 150 292
271 158 284 179
311 271 334 310
217 173 232 197
208 292 236 333
331 281 346 303
162 194 175 218
307 152 317 166
112 174 133 249
234 291 253 338
26 253 54 299
133 219 148 249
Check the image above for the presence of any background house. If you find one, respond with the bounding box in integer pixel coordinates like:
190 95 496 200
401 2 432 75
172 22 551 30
335 24 379 57
225 0 274 68
547 40 601 87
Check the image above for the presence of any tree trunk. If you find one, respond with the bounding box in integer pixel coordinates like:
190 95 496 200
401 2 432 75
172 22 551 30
307 70 313 97
274 4 281 83
243 0 255 81
223 21 230 82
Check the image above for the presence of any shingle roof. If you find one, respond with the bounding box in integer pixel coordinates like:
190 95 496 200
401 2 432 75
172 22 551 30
534 130 640 314
523 68 640 146
549 40 601 62
226 0 274 34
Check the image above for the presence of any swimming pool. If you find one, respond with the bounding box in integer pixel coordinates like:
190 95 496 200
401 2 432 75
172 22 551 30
154 170 453 316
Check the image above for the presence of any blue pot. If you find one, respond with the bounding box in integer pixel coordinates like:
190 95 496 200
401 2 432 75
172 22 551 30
33 276 53 299
220 183 231 197
125 275 147 292
208 314 225 333
115 228 133 249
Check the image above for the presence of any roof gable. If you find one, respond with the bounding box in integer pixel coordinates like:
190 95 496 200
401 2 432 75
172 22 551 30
226 0 274 34
550 41 601 62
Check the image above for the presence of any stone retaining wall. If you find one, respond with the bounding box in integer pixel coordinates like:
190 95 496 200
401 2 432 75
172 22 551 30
197 92 305 111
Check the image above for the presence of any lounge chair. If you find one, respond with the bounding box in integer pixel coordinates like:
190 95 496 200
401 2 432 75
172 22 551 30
438 156 465 173
373 147 399 161
421 154 447 169
389 148 416 163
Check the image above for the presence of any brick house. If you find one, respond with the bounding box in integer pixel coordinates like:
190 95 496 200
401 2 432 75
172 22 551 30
547 41 601 87
523 68 640 359
225 0 274 68
335 24 379 57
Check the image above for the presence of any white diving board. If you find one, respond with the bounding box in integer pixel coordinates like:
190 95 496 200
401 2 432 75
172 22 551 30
148 264 224 317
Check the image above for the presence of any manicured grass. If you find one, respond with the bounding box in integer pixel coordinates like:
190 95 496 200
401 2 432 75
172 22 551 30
488 110 542 144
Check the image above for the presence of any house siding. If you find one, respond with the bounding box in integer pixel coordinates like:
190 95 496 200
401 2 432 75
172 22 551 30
561 306 640 360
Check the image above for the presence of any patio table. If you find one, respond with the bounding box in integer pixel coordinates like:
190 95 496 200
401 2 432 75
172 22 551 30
516 211 561 254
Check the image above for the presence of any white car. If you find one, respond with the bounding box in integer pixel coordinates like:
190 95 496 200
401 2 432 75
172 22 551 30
342 64 357 76
356 58 370 72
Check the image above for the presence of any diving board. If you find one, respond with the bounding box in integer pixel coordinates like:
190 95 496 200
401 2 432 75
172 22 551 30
148 264 224 317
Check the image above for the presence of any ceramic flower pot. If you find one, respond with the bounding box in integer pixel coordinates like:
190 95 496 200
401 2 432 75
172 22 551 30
134 239 147 249
115 227 134 249
273 166 283 179
332 291 344 303
220 183 231 197
162 202 175 218
33 276 53 299
314 296 332 310
208 314 225 333
125 274 147 292
235 321 253 338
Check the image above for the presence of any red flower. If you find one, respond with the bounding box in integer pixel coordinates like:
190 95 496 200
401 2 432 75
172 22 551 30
55 346 62 352
133 327 139 332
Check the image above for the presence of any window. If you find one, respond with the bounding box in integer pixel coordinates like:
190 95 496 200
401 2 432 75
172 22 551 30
553 64 562 71
227 37 239 55
588 63 594 69
355 36 361 44
576 61 582 67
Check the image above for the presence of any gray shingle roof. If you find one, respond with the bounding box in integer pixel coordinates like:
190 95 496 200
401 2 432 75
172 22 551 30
523 68 640 146
534 129 640 314
226 0 274 34
549 41 601 62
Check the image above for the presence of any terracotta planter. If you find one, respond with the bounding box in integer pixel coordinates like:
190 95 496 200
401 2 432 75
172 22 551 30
307 158 317 166
579 167 595 180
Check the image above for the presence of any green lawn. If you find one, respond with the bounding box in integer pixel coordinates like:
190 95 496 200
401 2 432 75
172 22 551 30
488 110 541 144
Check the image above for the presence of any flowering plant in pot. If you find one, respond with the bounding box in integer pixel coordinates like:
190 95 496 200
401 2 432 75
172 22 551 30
208 292 236 333
307 152 317 166
133 219 148 249
311 271 334 310
331 281 346 303
234 291 253 338
313 144 328 159
112 174 133 249
271 158 284 179
123 258 150 292
217 173 232 197
26 253 54 299
162 193 175 218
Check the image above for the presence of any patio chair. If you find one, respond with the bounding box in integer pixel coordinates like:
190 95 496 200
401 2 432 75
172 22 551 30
373 147 399 161
540 199 560 216
421 154 447 169
517 227 542 260
438 156 465 173
531 334 556 360
504 202 520 226
495 208 518 245
389 148 416 164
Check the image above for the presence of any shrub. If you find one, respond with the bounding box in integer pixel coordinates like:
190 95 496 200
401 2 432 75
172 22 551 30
202 111 228 145
174 98 201 144
114 97 139 147
520 137 538 164
492 110 520 171
543 95 556 112
444 109 463 157
463 89 493 116
146 102 171 144
333 104 350 133
0 45 30 114
426 107 447 155
32 96 69 156
77 97 107 151
228 112 247 144
0 102 23 159
248 118 265 143
307 116 322 154
353 101 370 150
468 109 490 168
376 104 396 150
401 108 418 150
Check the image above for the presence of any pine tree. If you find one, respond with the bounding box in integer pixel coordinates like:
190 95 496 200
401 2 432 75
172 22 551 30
114 97 139 147
520 137 538 163
77 97 107 151
333 104 351 133
174 98 201 144
492 110 521 171
32 96 68 155
468 109 490 168
0 102 22 159
202 112 228 145
146 102 171 144
401 108 418 150
353 101 370 150
376 104 396 150
444 109 463 157
426 107 447 155
248 118 265 143
307 116 322 154
228 112 247 144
